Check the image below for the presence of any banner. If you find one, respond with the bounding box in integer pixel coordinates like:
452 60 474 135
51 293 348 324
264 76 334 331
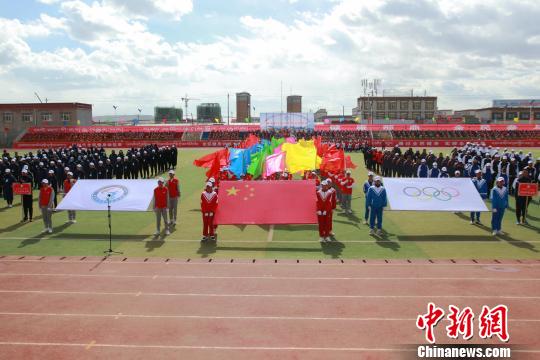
260 113 315 130
26 125 260 134
518 183 538 197
56 180 157 211
383 178 489 212
214 180 318 224
12 183 32 195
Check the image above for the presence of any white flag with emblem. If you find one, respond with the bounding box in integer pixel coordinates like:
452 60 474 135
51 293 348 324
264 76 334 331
56 180 157 211
383 178 489 212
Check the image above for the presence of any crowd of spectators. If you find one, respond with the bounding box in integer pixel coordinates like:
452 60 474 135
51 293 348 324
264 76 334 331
391 130 540 140
19 132 185 143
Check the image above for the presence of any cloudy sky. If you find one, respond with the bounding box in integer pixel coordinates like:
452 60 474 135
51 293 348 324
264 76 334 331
1 0 539 117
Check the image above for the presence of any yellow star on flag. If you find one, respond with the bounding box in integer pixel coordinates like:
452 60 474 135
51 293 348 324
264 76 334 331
227 186 239 196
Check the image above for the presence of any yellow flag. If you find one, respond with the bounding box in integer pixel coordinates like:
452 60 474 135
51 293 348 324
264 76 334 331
513 117 519 123
282 142 322 173
77 119 81 125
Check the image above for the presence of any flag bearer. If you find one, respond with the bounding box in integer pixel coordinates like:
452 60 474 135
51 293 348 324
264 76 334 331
327 178 337 237
39 179 54 234
471 170 487 224
340 170 355 214
316 180 333 243
201 182 218 242
428 163 440 178
366 176 387 236
153 178 170 236
167 170 180 225
63 172 77 223
490 177 509 236
3 168 15 208
19 169 34 222
362 172 374 224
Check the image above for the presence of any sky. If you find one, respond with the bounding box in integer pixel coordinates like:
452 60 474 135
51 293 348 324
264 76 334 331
0 0 539 117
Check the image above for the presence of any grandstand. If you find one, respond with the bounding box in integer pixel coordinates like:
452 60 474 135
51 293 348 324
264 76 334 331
12 124 540 149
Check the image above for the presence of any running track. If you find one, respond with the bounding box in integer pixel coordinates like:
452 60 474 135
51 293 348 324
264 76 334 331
0 256 539 359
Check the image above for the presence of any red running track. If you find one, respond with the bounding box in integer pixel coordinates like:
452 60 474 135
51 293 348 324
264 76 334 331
0 256 539 359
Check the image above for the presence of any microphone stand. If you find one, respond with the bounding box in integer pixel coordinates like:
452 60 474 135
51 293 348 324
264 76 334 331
104 194 122 256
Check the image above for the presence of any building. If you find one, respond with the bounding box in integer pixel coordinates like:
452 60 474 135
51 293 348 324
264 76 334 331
287 95 302 113
357 96 437 122
314 109 328 122
454 99 540 123
236 92 251 123
1 102 92 147
154 106 183 124
196 103 222 123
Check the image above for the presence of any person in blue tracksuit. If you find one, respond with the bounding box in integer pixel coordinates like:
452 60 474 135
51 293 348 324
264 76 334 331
366 176 387 235
417 159 428 178
490 177 509 236
483 162 493 192
439 166 449 178
471 170 488 224
428 162 440 178
362 172 374 225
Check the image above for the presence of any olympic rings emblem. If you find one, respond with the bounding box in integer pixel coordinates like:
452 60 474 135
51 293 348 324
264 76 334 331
402 186 460 201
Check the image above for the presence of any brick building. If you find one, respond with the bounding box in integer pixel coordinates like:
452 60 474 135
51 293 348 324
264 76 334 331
287 95 302 113
356 96 437 123
236 92 251 123
1 102 92 147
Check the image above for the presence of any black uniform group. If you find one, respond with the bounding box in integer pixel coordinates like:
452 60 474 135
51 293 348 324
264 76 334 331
362 142 539 226
1 145 178 220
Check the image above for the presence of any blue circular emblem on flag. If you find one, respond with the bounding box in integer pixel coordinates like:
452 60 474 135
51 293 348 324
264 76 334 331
91 185 129 204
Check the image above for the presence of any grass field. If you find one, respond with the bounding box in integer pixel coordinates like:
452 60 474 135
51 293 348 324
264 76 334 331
0 148 539 260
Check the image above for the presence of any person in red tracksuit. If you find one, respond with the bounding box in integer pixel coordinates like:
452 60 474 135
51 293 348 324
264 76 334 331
316 180 334 243
153 178 170 236
340 170 355 214
63 172 77 223
201 182 218 242
327 178 337 237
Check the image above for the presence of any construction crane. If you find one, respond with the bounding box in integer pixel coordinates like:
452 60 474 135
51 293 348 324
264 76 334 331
34 92 47 103
181 94 199 122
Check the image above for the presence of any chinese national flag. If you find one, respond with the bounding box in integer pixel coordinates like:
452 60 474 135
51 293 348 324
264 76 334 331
214 180 318 225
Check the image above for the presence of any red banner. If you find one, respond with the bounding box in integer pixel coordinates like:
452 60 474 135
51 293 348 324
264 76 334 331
26 125 260 134
518 183 538 197
214 180 318 225
13 183 32 195
24 123 540 135
370 139 540 148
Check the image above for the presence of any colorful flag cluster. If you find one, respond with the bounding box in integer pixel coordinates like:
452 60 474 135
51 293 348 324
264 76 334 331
193 135 355 179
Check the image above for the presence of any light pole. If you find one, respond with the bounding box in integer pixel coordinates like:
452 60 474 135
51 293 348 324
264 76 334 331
137 108 142 123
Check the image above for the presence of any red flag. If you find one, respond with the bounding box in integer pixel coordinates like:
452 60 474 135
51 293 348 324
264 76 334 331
206 155 221 180
345 155 357 169
193 148 229 168
320 146 345 172
240 134 259 149
214 180 318 224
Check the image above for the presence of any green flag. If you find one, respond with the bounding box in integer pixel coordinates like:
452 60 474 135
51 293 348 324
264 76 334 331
247 144 271 178
270 136 285 151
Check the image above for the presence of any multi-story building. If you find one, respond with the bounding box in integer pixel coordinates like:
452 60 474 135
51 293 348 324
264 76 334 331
0 102 92 146
287 95 302 113
154 106 183 123
454 99 540 123
357 96 437 122
236 92 251 123
196 103 222 123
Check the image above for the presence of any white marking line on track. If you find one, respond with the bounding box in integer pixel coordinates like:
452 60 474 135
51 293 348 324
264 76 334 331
0 289 539 300
2 236 540 244
0 273 539 282
0 312 538 322
85 340 96 350
0 341 414 352
267 225 274 242
2 259 539 266
0 341 538 353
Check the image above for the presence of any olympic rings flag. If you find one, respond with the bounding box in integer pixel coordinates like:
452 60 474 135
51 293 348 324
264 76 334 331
383 178 489 212
56 180 157 211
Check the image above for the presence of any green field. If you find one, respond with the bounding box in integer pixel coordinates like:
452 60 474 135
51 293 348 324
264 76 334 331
1 148 539 260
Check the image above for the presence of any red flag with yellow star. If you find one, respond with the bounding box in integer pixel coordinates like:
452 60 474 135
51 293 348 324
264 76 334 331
214 180 318 224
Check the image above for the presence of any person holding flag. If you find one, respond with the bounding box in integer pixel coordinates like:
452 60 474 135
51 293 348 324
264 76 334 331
63 172 77 224
152 178 170 236
490 177 509 236
471 170 488 224
39 179 54 233
201 182 218 242
366 176 387 236
363 172 374 224
167 170 180 226
417 159 428 178
316 180 333 243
